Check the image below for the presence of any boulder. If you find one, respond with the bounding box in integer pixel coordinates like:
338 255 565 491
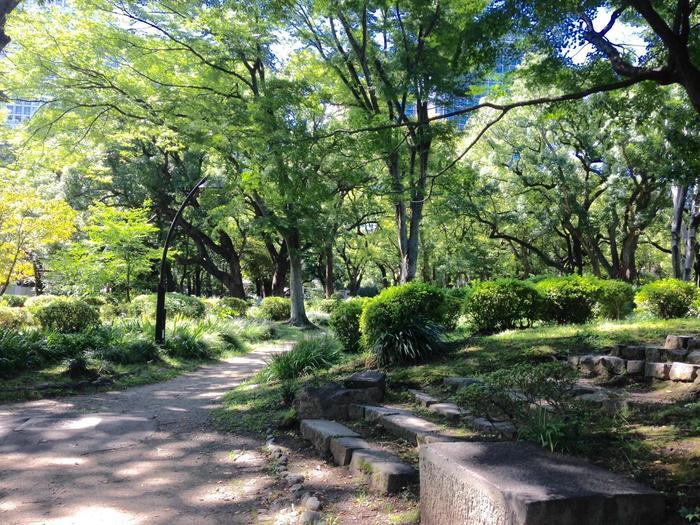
419 441 664 525
626 360 645 375
687 338 700 350
350 449 418 494
294 383 383 419
299 419 359 455
576 391 627 414
645 362 671 380
688 350 700 364
669 362 700 382
577 355 604 376
664 334 693 350
428 403 463 421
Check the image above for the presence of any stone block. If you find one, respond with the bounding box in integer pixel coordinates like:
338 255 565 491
362 405 406 423
664 334 693 350
626 360 645 375
669 362 700 382
300 419 359 455
665 348 688 362
688 339 700 350
601 356 626 375
443 376 480 389
468 417 517 438
408 389 440 407
376 413 442 445
329 436 372 466
294 383 382 419
350 449 418 494
419 441 665 525
344 370 386 398
577 355 604 376
348 404 365 420
644 346 665 363
618 345 647 361
428 403 463 421
645 362 670 380
576 391 627 414
688 350 700 364
567 355 581 366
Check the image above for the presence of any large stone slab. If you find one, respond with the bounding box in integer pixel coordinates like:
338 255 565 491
428 403 463 421
408 389 440 407
419 441 665 525
344 370 386 398
669 362 700 382
626 360 645 375
376 412 443 445
645 362 671 380
443 376 481 389
644 346 665 363
329 436 372 466
665 348 688 362
600 356 626 375
577 355 604 376
350 448 418 494
300 419 359 454
294 383 382 419
362 405 407 422
688 350 700 364
615 345 647 361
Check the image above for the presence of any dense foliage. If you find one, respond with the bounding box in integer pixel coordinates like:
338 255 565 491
258 297 291 321
328 298 365 353
262 337 342 381
636 279 698 319
128 293 206 319
33 298 100 333
463 279 541 334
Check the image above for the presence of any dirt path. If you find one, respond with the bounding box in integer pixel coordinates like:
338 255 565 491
0 346 284 525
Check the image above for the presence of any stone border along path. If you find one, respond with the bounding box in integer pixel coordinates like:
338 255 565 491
570 333 700 382
0 345 288 525
295 369 665 524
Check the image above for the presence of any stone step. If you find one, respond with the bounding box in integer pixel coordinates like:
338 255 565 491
442 376 480 389
349 448 418 495
420 441 664 525
300 419 359 455
572 352 700 382
408 389 440 407
408 390 465 420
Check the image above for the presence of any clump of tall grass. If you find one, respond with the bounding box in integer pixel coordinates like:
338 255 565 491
260 336 342 382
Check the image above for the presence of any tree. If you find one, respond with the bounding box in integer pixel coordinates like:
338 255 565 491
52 203 158 301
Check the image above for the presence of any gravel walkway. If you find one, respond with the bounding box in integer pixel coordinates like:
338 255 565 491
0 346 284 525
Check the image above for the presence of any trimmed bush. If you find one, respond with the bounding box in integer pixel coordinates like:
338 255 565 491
317 298 340 314
443 287 469 330
463 279 540 334
329 298 365 353
595 279 635 320
360 282 449 365
263 336 342 381
357 286 379 298
535 276 599 324
25 294 60 313
128 293 206 319
0 305 32 329
45 327 113 360
258 297 291 321
636 278 697 319
34 298 100 333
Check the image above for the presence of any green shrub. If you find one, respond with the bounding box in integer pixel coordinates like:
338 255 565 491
45 327 113 361
103 339 161 364
210 297 249 318
463 279 540 334
595 279 635 320
317 298 340 314
0 305 32 329
161 321 219 359
637 278 697 319
443 287 469 330
25 294 60 313
82 296 107 307
128 293 206 319
357 286 379 298
2 294 27 307
34 298 100 333
263 336 342 381
0 329 47 375
229 318 277 341
258 297 291 321
535 276 600 324
360 282 449 364
216 325 247 353
329 298 365 353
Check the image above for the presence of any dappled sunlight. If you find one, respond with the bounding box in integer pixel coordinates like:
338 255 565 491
40 506 144 525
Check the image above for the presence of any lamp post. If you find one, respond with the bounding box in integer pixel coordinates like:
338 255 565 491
155 176 209 345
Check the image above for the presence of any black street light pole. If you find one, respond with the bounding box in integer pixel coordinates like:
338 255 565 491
155 176 208 345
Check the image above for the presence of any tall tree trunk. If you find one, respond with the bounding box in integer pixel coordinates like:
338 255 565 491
671 183 688 278
31 256 44 295
324 241 334 298
271 241 288 296
619 235 639 283
285 230 311 327
684 184 700 281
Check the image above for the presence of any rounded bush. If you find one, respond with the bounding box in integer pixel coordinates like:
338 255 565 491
317 298 340 314
34 298 100 333
25 294 60 314
463 279 540 333
535 276 599 324
595 279 635 320
443 287 469 330
259 297 291 321
0 305 32 329
210 297 249 318
128 293 206 319
329 298 365 352
636 278 697 319
360 282 449 365
45 327 113 360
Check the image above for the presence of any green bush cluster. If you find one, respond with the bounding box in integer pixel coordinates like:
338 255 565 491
463 279 541 334
636 278 697 319
329 298 365 353
0 329 47 375
33 298 100 333
360 282 450 366
129 293 206 319
258 297 291 321
0 305 32 329
535 276 600 324
263 336 342 381
209 296 249 318
1 294 27 307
